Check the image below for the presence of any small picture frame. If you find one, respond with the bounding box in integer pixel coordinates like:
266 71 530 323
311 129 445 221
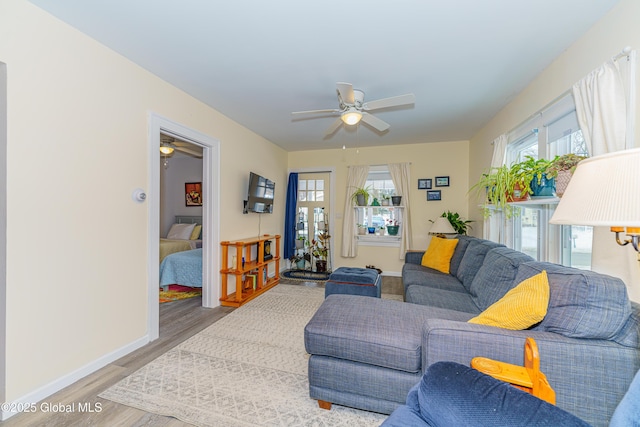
426 190 441 201
435 176 450 187
185 182 202 206
418 178 432 190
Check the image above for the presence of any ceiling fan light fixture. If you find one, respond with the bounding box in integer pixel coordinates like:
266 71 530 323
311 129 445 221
159 144 174 155
341 109 362 126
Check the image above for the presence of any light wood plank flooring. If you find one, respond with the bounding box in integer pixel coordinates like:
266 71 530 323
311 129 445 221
1 276 402 426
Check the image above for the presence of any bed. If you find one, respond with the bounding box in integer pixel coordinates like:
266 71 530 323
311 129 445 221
159 216 202 262
159 248 203 290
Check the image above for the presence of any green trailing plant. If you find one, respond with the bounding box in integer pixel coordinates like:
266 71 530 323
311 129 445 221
470 164 517 218
518 155 553 185
350 185 372 206
438 211 473 235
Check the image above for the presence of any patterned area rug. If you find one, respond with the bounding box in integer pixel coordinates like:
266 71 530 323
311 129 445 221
100 284 389 426
159 285 202 303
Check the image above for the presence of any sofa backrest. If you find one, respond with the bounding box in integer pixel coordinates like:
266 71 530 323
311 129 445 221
448 235 474 276
517 262 635 345
455 238 504 291
468 247 535 310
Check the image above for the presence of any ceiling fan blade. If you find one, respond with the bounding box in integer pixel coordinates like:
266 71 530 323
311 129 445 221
174 145 203 158
292 108 339 115
324 117 343 136
361 112 390 132
363 93 415 111
336 82 355 105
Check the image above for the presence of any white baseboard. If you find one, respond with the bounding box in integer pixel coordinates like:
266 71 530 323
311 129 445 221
1 335 149 421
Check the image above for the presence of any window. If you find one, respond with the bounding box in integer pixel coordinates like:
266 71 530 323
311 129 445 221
504 94 592 268
355 166 402 246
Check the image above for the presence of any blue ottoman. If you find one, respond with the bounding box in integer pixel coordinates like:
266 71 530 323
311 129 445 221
325 267 381 298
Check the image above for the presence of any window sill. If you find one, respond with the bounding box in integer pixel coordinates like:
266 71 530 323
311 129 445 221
357 234 401 247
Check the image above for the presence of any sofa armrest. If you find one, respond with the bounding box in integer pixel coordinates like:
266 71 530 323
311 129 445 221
405 250 425 265
420 319 640 426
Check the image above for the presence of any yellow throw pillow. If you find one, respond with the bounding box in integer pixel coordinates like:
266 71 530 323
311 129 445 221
190 225 202 240
468 270 550 330
421 237 459 274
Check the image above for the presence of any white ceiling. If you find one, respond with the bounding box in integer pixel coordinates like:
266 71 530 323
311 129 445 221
29 0 621 151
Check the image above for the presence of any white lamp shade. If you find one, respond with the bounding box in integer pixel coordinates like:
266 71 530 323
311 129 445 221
341 109 362 125
549 148 640 227
429 217 456 234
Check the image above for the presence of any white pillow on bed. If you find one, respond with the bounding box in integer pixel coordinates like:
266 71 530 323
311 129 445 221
167 223 196 240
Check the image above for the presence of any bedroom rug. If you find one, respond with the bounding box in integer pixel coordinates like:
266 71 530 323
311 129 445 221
281 269 331 282
100 284 388 426
159 285 202 303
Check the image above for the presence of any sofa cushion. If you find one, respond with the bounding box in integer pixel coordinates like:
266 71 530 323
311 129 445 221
517 262 631 341
469 247 535 310
421 237 459 274
468 270 549 330
402 265 467 294
456 239 504 291
448 235 474 276
405 286 480 314
304 295 473 373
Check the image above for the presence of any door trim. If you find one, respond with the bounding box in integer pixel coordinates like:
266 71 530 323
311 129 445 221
149 113 220 340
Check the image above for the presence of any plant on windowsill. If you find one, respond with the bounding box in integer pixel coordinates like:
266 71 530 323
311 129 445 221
470 164 517 218
546 153 587 197
356 223 367 235
517 156 555 197
386 219 400 236
351 186 372 206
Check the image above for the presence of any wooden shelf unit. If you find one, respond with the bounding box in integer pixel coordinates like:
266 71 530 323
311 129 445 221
220 234 280 307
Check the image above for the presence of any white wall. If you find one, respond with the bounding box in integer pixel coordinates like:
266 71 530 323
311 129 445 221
467 0 640 301
0 0 287 407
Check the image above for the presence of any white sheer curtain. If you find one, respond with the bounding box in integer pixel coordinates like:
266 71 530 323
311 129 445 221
341 165 369 257
573 59 627 156
572 56 638 294
388 162 412 259
483 134 508 241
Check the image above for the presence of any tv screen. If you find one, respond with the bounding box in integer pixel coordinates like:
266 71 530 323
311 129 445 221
245 172 275 213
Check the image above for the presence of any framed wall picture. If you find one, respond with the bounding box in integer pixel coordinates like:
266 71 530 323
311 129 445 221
435 176 450 187
426 190 441 201
185 182 203 206
418 178 432 189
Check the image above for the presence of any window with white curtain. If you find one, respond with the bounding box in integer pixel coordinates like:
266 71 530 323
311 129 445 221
355 166 401 246
504 94 592 268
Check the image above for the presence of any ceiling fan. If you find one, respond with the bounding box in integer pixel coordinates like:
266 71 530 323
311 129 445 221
292 82 415 136
160 134 203 158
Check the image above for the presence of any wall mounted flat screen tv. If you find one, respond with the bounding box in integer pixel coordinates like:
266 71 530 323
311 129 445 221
244 172 275 214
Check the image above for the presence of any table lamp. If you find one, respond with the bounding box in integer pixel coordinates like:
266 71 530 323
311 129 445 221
429 217 457 238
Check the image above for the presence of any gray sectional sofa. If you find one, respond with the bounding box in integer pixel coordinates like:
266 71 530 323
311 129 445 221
304 235 640 426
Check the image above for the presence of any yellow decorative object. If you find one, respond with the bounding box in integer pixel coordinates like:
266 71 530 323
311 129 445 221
469 270 550 330
421 237 459 274
190 225 202 240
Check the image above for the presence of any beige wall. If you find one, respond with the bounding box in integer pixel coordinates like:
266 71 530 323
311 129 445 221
0 0 286 403
467 0 640 301
288 141 470 275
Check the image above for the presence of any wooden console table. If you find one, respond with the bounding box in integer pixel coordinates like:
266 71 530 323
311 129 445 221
220 234 280 307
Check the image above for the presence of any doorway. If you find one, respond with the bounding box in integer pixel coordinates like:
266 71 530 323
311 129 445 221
148 113 220 341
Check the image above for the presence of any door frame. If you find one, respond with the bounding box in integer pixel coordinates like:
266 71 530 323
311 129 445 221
148 113 220 340
288 167 335 270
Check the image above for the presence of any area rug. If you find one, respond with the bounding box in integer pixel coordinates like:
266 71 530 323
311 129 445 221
281 269 331 282
100 284 389 426
159 285 202 303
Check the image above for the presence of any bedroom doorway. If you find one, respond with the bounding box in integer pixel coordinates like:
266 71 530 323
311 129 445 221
149 113 220 341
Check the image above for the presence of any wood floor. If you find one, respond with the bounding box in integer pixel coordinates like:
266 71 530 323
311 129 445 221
1 277 402 427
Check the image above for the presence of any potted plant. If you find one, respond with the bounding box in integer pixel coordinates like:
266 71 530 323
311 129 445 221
546 153 587 197
517 155 555 197
289 253 306 270
311 232 330 272
356 223 367 235
295 236 306 249
470 164 517 218
351 186 372 206
438 211 473 235
386 219 400 236
381 195 391 206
